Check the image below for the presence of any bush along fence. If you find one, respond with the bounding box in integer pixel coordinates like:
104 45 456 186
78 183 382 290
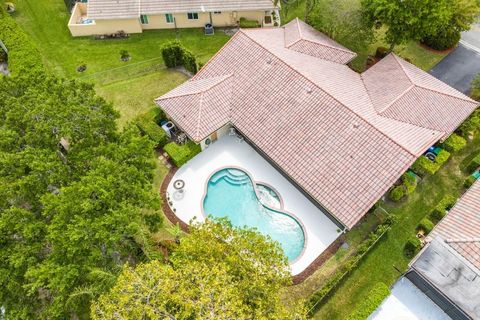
135 108 169 148
411 148 450 177
464 152 480 188
346 282 391 320
161 40 198 75
164 140 201 167
388 171 418 202
0 8 44 76
305 213 396 316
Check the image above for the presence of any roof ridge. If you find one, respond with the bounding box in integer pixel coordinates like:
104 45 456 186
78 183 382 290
299 38 357 57
377 84 415 114
195 91 205 140
446 238 480 244
416 84 478 105
391 53 415 85
156 74 233 100
239 30 417 157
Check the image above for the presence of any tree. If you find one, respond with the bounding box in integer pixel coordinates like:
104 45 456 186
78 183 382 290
0 74 162 318
307 0 374 58
92 219 307 320
361 0 451 50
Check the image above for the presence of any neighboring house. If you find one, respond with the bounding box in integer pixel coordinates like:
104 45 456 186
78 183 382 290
68 0 279 37
156 18 478 230
372 180 480 320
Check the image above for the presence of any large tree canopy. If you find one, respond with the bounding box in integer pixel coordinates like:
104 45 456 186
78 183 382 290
361 0 451 48
92 219 306 320
0 73 162 319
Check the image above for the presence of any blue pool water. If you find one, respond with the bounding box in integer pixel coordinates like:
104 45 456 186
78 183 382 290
203 168 305 261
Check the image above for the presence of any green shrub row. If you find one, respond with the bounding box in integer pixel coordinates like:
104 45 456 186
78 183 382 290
0 8 44 76
467 153 480 173
306 215 395 316
421 27 461 51
442 133 467 153
458 108 480 137
164 140 201 167
430 194 456 222
346 282 391 320
472 75 480 101
161 40 198 74
411 149 451 177
239 17 260 28
135 108 169 148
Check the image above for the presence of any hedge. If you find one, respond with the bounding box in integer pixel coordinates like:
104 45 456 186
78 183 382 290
239 17 260 28
388 185 405 202
306 216 394 316
0 8 44 76
135 108 169 147
472 74 480 101
467 153 480 173
430 194 456 222
164 141 201 167
442 133 466 153
417 218 434 235
412 150 450 177
464 175 477 189
402 172 417 194
346 282 390 320
161 40 198 74
458 110 480 137
404 236 421 258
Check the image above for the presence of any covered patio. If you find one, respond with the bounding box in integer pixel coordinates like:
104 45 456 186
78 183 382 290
166 134 341 275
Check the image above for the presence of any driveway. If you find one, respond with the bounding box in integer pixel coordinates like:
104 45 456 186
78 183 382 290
429 23 480 94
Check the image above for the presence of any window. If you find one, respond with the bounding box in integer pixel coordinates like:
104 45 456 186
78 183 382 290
213 11 222 14
187 12 199 20
140 14 149 24
165 13 174 23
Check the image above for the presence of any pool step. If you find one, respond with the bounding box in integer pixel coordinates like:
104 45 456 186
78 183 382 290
223 173 251 185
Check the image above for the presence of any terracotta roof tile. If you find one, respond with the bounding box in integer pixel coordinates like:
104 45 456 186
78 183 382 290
156 22 478 229
428 180 480 269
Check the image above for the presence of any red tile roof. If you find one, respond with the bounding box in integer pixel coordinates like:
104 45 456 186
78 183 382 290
363 54 478 137
428 180 480 269
284 18 357 64
156 20 479 229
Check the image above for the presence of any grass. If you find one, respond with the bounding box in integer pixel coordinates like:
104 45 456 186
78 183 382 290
311 135 480 319
5 0 229 125
95 69 188 128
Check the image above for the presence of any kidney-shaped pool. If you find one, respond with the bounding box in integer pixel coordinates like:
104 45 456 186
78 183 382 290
203 168 305 262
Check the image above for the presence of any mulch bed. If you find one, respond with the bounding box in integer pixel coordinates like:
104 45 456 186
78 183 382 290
159 160 345 284
419 42 456 54
292 234 346 284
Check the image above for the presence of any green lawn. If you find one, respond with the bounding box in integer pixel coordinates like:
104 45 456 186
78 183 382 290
311 136 480 319
5 0 229 125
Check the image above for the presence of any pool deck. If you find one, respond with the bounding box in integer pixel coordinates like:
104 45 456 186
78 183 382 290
167 135 341 275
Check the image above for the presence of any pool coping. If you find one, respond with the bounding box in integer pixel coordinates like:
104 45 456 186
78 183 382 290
199 165 308 266
161 161 345 283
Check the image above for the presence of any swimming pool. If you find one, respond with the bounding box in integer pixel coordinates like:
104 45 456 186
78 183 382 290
203 168 305 261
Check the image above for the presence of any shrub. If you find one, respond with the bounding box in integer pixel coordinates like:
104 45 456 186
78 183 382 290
0 8 44 76
182 49 198 74
346 282 390 320
434 149 451 166
375 47 389 59
457 111 480 137
417 218 434 235
135 108 169 147
164 141 201 167
411 156 440 176
161 40 185 68
388 185 405 202
430 194 457 222
404 236 421 258
442 133 467 153
421 26 461 51
464 175 477 189
144 211 164 233
161 40 198 74
402 172 417 194
239 17 260 28
467 153 480 172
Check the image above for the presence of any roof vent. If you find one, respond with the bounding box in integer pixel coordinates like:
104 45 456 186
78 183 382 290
352 122 360 129
266 58 272 64
306 88 313 94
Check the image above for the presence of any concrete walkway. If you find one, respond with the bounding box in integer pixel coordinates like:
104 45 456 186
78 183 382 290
429 23 480 94
167 135 340 275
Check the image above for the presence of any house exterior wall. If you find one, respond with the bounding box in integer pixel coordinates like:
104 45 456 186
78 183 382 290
69 7 270 36
200 124 232 150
